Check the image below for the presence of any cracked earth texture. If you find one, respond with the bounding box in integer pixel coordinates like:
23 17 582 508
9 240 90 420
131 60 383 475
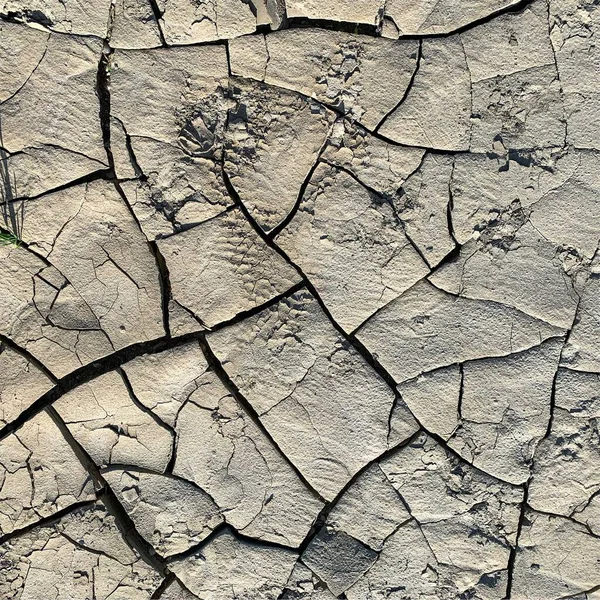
0 0 599 598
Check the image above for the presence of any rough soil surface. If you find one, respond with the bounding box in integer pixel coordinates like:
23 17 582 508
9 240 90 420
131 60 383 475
0 0 599 598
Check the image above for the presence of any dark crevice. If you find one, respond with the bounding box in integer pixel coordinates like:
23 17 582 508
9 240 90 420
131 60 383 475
386 393 403 446
284 17 379 36
457 363 465 421
113 116 147 180
545 361 562 440
163 522 227 563
146 0 168 47
96 48 114 175
164 38 229 51
224 37 232 77
446 156 460 247
95 43 175 341
504 482 529 599
150 241 172 338
210 280 306 332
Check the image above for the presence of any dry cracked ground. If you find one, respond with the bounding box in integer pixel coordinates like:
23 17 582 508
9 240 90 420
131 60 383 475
0 0 599 598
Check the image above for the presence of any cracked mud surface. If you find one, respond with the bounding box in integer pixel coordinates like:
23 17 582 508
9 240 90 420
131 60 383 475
0 0 599 598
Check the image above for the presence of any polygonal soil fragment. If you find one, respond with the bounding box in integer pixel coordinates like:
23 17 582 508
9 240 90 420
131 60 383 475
170 528 298 600
449 149 582 246
321 118 426 198
224 79 335 232
563 274 600 372
471 65 565 152
54 370 174 472
0 345 52 427
110 0 163 49
527 150 600 261
449 339 563 484
229 33 271 81
369 433 523 599
357 279 563 383
512 510 600 600
301 527 379 596
285 0 385 25
0 23 107 196
122 342 210 427
159 578 200 600
0 501 162 600
280 562 338 600
158 209 300 328
395 152 456 267
529 369 600 527
153 0 257 45
109 45 232 239
550 0 600 150
0 410 95 537
103 469 223 558
378 35 471 151
276 163 429 332
430 222 580 329
383 0 522 35
209 289 418 499
22 180 164 340
0 21 47 104
0 0 112 37
398 365 462 441
172 369 323 547
232 28 419 129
